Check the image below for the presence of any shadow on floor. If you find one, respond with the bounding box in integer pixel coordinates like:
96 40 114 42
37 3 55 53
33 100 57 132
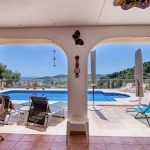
95 110 108 121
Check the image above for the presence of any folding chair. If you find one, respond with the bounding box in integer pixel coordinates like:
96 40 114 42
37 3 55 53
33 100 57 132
134 103 150 126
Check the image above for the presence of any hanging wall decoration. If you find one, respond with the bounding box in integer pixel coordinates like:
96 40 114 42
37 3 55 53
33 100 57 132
53 49 56 67
74 56 80 78
72 30 84 45
113 0 150 10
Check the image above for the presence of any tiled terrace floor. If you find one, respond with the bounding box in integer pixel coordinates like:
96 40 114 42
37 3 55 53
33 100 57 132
0 106 150 136
0 133 150 150
1 106 150 149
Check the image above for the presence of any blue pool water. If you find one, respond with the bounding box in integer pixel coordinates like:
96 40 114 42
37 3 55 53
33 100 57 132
0 90 130 102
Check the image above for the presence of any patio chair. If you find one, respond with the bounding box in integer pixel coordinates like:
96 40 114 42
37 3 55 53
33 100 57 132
27 96 50 130
119 83 133 92
0 95 15 124
134 103 150 126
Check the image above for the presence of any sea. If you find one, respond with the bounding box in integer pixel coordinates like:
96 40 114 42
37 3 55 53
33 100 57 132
21 76 42 81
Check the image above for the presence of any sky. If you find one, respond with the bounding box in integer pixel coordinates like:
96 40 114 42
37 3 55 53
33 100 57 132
0 43 150 77
88 43 150 74
0 44 67 77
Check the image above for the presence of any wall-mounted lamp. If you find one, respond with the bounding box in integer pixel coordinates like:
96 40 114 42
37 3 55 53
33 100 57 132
72 30 84 45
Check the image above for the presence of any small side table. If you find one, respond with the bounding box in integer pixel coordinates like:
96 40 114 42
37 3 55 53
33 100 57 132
18 106 30 125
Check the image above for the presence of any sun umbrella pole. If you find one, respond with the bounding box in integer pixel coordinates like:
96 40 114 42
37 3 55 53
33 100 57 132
138 97 142 105
135 48 144 106
92 84 95 108
88 50 102 111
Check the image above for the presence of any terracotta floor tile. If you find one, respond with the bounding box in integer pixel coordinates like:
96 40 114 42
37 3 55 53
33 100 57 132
89 136 105 144
124 144 144 150
120 137 140 144
0 133 11 138
12 141 35 150
0 134 150 150
89 143 107 150
0 141 17 150
103 136 122 144
37 135 54 143
32 142 52 150
50 142 67 150
69 135 87 144
20 134 41 142
53 135 66 143
107 144 127 150
136 137 150 145
68 144 88 150
143 144 150 150
5 133 24 141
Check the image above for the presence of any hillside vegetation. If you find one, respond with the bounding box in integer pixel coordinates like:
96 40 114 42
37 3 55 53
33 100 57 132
101 61 150 79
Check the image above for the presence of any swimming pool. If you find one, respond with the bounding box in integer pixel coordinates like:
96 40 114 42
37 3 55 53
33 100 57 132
0 90 130 102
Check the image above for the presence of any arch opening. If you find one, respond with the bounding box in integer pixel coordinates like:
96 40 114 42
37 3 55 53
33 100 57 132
0 38 68 102
87 38 150 103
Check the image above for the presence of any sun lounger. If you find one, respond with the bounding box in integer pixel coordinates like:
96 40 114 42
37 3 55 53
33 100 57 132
129 83 147 93
119 83 133 92
50 101 67 118
134 103 150 126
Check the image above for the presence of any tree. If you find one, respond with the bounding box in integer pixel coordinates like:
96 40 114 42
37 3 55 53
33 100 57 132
99 61 150 80
0 63 21 88
0 63 7 79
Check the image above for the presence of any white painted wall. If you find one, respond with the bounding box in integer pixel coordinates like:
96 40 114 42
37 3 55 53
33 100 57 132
0 26 150 131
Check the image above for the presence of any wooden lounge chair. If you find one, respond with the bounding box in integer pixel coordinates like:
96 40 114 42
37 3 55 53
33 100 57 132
27 96 51 130
134 103 150 126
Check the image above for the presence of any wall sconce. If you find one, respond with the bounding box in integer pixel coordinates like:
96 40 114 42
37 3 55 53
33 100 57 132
72 30 84 45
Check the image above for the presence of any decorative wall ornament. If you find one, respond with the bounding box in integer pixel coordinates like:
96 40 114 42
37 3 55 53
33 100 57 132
53 49 56 67
72 30 84 45
74 56 80 78
113 0 150 10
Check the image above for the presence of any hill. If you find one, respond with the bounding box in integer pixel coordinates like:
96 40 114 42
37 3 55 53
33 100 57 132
101 61 150 79
37 74 104 80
